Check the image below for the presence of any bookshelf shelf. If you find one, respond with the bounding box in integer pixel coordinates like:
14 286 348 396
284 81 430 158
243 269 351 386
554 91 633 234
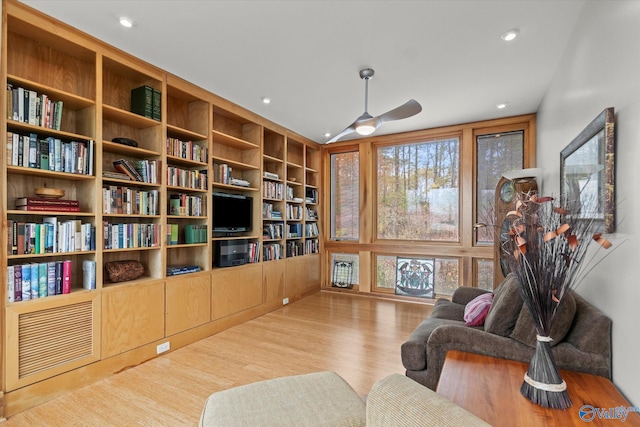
167 124 207 141
166 185 208 193
6 210 94 217
6 166 95 180
7 74 96 110
212 129 258 150
166 243 208 249
102 105 159 129
166 155 208 168
102 141 161 157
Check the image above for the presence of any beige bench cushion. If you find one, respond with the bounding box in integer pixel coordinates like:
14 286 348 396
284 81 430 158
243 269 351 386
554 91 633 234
199 371 366 427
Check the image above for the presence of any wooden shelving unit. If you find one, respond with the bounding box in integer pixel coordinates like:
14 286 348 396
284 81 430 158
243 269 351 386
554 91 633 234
0 0 322 418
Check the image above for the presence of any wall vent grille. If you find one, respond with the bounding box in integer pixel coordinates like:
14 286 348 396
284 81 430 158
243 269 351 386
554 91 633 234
18 301 93 378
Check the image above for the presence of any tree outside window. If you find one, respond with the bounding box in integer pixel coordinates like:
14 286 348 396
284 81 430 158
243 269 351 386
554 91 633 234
376 138 459 241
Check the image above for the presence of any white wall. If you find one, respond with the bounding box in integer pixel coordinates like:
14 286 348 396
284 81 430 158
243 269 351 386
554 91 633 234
537 0 640 405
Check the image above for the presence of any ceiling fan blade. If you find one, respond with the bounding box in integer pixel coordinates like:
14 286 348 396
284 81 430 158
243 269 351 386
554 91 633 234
375 99 422 124
326 123 357 143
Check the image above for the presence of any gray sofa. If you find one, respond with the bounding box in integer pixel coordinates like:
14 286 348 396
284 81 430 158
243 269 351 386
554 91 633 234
401 273 612 390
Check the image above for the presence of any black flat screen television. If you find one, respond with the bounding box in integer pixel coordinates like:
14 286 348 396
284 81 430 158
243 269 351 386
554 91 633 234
212 192 253 233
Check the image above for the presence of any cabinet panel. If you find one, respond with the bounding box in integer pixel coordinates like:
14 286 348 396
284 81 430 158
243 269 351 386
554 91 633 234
165 273 211 336
101 280 165 358
262 259 285 304
211 263 262 320
285 254 320 298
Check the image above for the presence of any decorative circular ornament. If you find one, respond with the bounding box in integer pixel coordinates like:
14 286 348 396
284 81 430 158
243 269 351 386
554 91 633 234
35 187 65 199
500 180 516 203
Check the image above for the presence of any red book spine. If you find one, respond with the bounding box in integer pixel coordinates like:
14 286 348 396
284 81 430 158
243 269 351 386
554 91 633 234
62 260 72 294
17 205 81 212
15 197 79 207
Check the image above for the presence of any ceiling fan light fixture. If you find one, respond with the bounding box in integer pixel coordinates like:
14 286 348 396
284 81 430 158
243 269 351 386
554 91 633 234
500 29 519 41
355 124 376 136
119 16 135 28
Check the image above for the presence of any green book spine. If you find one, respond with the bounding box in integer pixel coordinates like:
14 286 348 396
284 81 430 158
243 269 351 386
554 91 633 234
152 88 161 121
185 225 195 244
131 85 153 118
39 138 49 170
170 224 179 245
38 262 48 297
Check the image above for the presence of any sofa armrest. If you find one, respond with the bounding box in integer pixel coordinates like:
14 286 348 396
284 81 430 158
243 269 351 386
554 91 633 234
451 287 491 305
421 325 534 389
366 374 490 427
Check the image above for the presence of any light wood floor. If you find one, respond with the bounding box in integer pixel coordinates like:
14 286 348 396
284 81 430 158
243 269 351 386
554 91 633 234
3 291 432 426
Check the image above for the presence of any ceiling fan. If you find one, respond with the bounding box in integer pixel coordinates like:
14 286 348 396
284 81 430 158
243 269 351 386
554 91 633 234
326 68 422 143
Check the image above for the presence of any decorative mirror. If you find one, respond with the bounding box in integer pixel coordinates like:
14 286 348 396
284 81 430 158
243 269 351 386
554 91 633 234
560 107 615 233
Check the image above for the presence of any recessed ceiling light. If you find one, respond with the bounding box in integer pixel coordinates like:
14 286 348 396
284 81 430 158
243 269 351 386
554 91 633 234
119 16 134 28
500 29 519 41
496 102 509 109
261 97 271 104
324 132 331 138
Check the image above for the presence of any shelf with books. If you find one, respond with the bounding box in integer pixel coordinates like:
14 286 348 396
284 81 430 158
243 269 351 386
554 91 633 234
101 58 163 163
6 253 97 304
6 216 96 257
6 130 95 177
212 156 260 188
6 76 95 136
5 16 97 135
102 184 160 216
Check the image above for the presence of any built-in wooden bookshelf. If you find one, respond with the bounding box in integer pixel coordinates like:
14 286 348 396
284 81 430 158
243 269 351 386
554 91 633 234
0 0 321 418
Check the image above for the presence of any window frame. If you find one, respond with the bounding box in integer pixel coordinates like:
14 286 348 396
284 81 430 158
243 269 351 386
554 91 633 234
322 114 536 296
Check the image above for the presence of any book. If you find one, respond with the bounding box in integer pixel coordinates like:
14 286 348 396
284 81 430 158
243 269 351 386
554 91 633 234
39 138 49 170
28 133 38 168
62 260 72 294
131 85 153 119
42 217 58 253
7 265 14 303
13 265 22 302
38 262 48 297
102 170 131 180
30 263 39 299
152 88 161 121
166 265 201 276
55 261 63 295
47 261 56 296
15 197 79 207
82 259 96 290
16 205 81 212
113 159 144 181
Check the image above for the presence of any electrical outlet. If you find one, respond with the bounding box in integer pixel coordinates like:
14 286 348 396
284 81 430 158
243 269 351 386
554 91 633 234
156 342 170 354
283 297 289 305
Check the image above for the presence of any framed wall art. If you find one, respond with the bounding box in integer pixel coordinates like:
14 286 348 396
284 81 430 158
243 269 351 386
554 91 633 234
560 107 615 233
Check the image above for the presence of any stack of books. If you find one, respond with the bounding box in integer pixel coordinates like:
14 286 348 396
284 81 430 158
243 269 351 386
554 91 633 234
15 197 80 212
131 85 161 121
166 265 201 276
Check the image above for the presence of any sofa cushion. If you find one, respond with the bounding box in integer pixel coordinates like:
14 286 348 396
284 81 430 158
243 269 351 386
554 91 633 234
464 293 494 326
483 274 523 336
510 291 577 347
199 371 366 427
431 299 466 321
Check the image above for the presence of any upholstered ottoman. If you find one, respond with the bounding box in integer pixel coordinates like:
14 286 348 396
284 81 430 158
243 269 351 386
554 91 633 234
199 371 366 427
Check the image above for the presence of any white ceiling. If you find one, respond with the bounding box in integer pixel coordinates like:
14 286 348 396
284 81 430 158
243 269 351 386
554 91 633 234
20 0 585 144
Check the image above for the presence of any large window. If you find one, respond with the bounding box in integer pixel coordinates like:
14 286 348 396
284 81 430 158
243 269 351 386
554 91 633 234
376 138 459 241
330 151 359 240
324 115 535 297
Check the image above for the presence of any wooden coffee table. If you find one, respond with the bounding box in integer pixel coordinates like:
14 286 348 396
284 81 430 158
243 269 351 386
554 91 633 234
436 350 640 426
